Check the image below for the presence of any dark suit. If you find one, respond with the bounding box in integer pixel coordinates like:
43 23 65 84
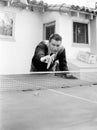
30 41 68 71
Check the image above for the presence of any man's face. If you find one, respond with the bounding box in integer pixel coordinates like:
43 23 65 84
49 39 62 54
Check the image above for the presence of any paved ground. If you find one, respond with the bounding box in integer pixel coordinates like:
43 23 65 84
0 85 97 130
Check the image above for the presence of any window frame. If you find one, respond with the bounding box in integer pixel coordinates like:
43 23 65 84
72 18 90 47
43 21 56 40
0 10 15 41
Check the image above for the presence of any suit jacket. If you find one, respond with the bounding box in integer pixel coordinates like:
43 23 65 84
30 41 68 71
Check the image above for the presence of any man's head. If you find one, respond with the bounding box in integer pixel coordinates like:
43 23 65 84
49 34 62 54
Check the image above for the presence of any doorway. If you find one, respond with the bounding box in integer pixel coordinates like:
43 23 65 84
43 21 56 40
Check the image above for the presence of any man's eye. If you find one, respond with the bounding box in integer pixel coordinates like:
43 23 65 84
52 44 55 46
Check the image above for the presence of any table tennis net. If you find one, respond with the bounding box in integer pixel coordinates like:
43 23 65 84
0 71 97 91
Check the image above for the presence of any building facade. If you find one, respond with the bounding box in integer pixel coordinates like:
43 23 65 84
0 0 97 74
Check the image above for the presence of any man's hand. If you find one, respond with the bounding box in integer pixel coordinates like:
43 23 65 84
40 54 56 69
40 55 51 63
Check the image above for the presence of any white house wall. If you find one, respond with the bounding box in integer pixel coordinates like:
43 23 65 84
0 7 43 74
90 16 97 55
43 11 91 59
96 16 97 55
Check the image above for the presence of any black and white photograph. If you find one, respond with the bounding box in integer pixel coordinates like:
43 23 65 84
0 0 97 130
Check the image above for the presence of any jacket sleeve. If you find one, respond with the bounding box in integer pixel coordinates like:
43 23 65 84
34 42 48 61
31 42 48 71
58 48 68 71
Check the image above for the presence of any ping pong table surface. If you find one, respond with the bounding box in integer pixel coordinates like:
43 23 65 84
0 73 97 130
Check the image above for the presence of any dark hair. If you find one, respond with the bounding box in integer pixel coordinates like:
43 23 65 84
49 33 62 42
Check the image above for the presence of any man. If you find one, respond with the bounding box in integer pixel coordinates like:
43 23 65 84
30 34 76 78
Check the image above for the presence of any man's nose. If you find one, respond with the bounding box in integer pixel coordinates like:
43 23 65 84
54 46 58 51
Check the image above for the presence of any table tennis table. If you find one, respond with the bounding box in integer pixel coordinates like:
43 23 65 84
0 72 97 130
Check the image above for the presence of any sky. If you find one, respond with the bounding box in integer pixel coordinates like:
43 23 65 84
40 0 97 8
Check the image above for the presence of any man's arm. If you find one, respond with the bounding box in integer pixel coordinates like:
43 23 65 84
34 42 48 61
31 42 49 71
57 48 77 79
34 42 56 69
58 48 68 71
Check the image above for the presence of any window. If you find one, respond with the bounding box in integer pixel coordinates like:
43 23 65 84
0 1 9 6
0 11 15 41
43 21 55 40
46 25 55 40
73 22 88 44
